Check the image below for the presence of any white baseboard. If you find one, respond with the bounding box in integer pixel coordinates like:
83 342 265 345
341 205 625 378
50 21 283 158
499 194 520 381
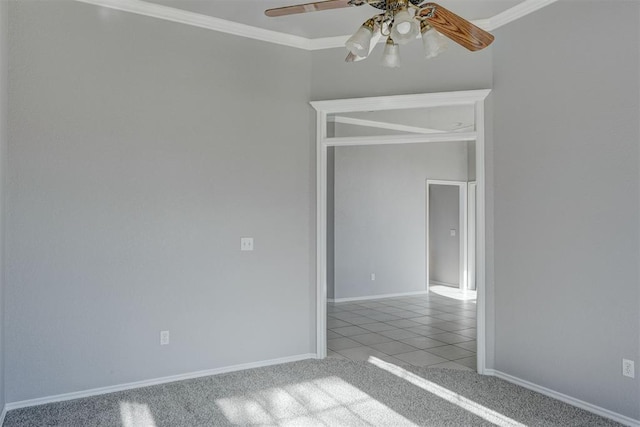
485 369 640 427
328 290 428 303
5 353 316 412
0 405 6 425
429 280 458 288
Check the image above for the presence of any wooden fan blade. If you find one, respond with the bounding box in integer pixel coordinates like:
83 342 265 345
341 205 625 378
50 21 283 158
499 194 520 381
266 0 352 17
419 3 494 51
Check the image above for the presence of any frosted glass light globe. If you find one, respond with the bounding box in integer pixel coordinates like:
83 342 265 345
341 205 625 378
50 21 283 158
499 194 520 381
421 27 448 59
391 10 419 45
381 40 401 68
346 25 374 57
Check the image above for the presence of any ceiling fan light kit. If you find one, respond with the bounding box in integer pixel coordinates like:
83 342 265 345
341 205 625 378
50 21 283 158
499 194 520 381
265 0 495 68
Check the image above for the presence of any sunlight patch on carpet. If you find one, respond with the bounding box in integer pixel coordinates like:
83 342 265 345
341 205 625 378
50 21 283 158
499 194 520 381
215 376 418 426
368 357 525 427
119 401 157 427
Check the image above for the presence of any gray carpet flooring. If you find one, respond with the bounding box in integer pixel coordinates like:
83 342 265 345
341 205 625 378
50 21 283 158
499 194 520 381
4 359 621 426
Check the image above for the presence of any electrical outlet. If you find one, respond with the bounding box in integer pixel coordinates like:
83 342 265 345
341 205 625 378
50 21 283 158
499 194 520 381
160 330 170 346
622 359 635 378
371 273 376 281
450 229 457 237
240 237 254 251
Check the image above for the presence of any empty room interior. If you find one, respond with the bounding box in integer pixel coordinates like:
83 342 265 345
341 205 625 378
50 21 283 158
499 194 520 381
0 0 639 426
326 138 480 369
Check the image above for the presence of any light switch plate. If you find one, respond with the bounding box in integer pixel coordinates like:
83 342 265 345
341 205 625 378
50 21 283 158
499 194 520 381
450 229 457 237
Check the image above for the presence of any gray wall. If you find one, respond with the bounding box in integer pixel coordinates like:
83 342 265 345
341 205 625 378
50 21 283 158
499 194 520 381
311 40 493 100
428 184 460 286
6 0 313 402
333 142 468 299
492 1 640 420
0 0 7 410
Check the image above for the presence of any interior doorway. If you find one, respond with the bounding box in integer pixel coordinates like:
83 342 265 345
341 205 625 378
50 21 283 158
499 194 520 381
426 180 468 292
311 90 490 373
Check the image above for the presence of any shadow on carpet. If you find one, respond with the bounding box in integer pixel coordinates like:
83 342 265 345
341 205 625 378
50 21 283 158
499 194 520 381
4 358 622 426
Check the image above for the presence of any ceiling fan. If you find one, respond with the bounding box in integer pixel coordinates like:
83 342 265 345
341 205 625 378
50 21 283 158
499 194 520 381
265 0 495 67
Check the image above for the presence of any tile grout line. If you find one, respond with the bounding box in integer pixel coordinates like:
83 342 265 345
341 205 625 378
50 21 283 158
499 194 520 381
327 293 477 369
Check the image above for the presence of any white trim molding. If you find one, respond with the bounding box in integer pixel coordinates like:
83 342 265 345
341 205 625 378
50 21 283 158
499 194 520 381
329 115 447 135
312 89 490 369
0 406 6 426
4 353 315 412
311 90 491 114
308 35 351 51
75 0 311 49
487 0 558 30
326 132 477 147
328 291 428 303
75 0 557 51
485 369 640 427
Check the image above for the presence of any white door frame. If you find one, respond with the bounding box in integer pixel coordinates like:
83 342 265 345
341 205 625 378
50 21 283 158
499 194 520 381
468 182 477 291
425 180 468 292
311 89 490 374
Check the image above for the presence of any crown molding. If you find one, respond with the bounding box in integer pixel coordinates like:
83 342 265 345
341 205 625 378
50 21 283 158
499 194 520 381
486 0 558 31
75 0 556 51
75 0 311 50
473 18 492 31
308 35 349 51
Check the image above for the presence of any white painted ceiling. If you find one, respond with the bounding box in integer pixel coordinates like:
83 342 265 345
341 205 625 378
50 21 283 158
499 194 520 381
144 0 524 38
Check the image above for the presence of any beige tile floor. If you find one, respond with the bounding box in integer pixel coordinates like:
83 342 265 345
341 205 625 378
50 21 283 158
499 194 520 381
327 290 477 371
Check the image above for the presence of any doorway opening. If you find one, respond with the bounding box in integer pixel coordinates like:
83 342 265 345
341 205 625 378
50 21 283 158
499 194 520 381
426 180 468 292
311 90 490 373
